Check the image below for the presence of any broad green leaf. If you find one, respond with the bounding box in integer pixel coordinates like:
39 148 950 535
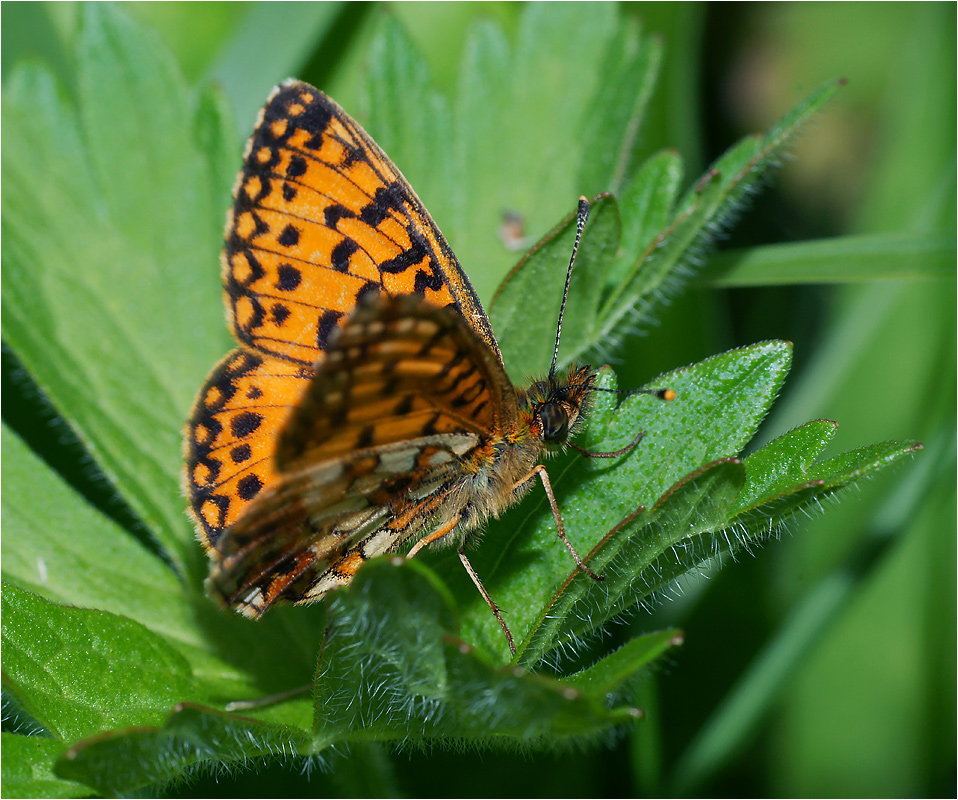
361 4 664 305
2 585 199 742
587 342 794 511
1 733 90 799
193 83 241 227
313 558 642 744
54 704 315 797
1 3 234 574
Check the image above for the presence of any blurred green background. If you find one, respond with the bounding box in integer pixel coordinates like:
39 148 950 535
3 2 954 796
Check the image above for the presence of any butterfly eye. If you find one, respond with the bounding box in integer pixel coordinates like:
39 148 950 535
537 403 569 443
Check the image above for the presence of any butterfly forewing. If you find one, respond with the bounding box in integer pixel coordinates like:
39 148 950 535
224 81 500 366
186 349 311 549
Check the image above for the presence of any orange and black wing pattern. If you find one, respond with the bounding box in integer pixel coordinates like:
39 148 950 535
224 80 497 365
206 295 517 618
186 350 311 545
185 81 499 551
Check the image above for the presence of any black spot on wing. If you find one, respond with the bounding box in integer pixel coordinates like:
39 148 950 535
317 309 344 349
231 411 264 439
237 473 264 501
275 263 302 291
277 224 300 248
331 238 358 273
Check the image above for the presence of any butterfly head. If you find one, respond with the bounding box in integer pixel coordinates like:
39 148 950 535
522 364 597 452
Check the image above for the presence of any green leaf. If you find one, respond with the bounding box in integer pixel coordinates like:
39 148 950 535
54 704 315 797
520 431 922 666
505 2 616 231
1 584 199 742
1 3 234 574
1 733 91 799
595 166 725 351
313 558 643 744
313 557 458 741
703 229 955 286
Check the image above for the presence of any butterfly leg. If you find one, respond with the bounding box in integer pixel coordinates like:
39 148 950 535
406 515 461 559
458 549 516 656
516 465 604 582
407 516 516 655
570 429 645 459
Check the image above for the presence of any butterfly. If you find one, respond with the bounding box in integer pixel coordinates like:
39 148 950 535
184 80 671 654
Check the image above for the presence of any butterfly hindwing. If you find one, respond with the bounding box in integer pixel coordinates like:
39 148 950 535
206 433 475 617
277 294 517 473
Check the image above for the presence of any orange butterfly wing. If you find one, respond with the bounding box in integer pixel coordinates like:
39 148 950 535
225 80 498 364
186 81 500 551
206 295 518 617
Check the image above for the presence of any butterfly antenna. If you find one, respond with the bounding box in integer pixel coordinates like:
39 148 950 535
595 385 677 401
550 197 591 381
